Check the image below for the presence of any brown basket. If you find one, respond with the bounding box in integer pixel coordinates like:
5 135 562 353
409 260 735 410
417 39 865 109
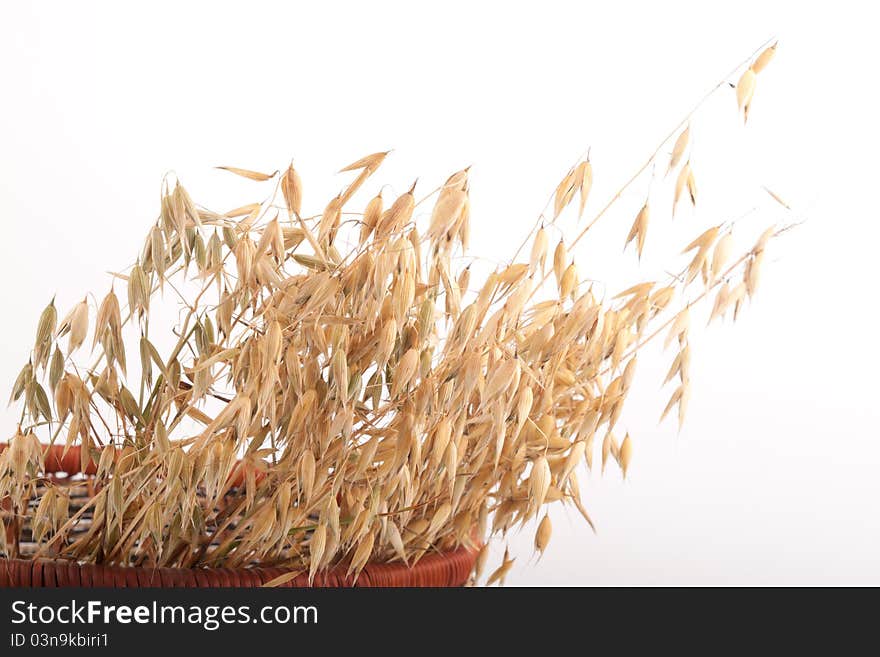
0 444 478 588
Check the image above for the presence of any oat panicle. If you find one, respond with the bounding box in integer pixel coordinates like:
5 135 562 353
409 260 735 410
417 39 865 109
1 40 791 585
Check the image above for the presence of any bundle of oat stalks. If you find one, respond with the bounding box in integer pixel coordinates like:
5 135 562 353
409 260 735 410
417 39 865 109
2 43 785 584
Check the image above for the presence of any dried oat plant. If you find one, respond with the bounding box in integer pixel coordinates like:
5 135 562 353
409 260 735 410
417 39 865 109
2 42 789 583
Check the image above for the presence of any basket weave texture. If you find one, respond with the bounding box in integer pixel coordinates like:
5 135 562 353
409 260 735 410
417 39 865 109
0 444 478 587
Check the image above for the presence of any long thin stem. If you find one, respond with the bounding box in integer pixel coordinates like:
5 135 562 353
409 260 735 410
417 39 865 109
523 37 776 300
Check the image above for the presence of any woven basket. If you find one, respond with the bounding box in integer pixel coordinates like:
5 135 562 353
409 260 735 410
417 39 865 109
0 444 478 588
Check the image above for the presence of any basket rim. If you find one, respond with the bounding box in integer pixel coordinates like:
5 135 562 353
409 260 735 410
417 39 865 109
0 442 480 588
0 543 479 587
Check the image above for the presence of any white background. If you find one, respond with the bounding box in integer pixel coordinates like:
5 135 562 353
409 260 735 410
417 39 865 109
1 1 877 585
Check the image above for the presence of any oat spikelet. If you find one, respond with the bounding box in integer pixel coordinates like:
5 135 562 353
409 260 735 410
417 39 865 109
360 192 383 244
668 125 690 174
763 186 791 210
216 166 277 181
576 159 593 218
57 299 89 355
619 433 633 479
711 232 733 282
553 168 579 219
664 309 690 349
674 161 696 213
529 456 551 517
535 513 552 555
33 299 57 369
309 524 327 584
752 42 777 74
281 164 303 216
625 202 650 259
339 151 389 172
391 348 419 397
486 548 515 586
553 240 568 289
736 67 757 123
560 441 585 486
530 226 549 274
348 532 376 580
427 502 452 538
474 544 490 580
